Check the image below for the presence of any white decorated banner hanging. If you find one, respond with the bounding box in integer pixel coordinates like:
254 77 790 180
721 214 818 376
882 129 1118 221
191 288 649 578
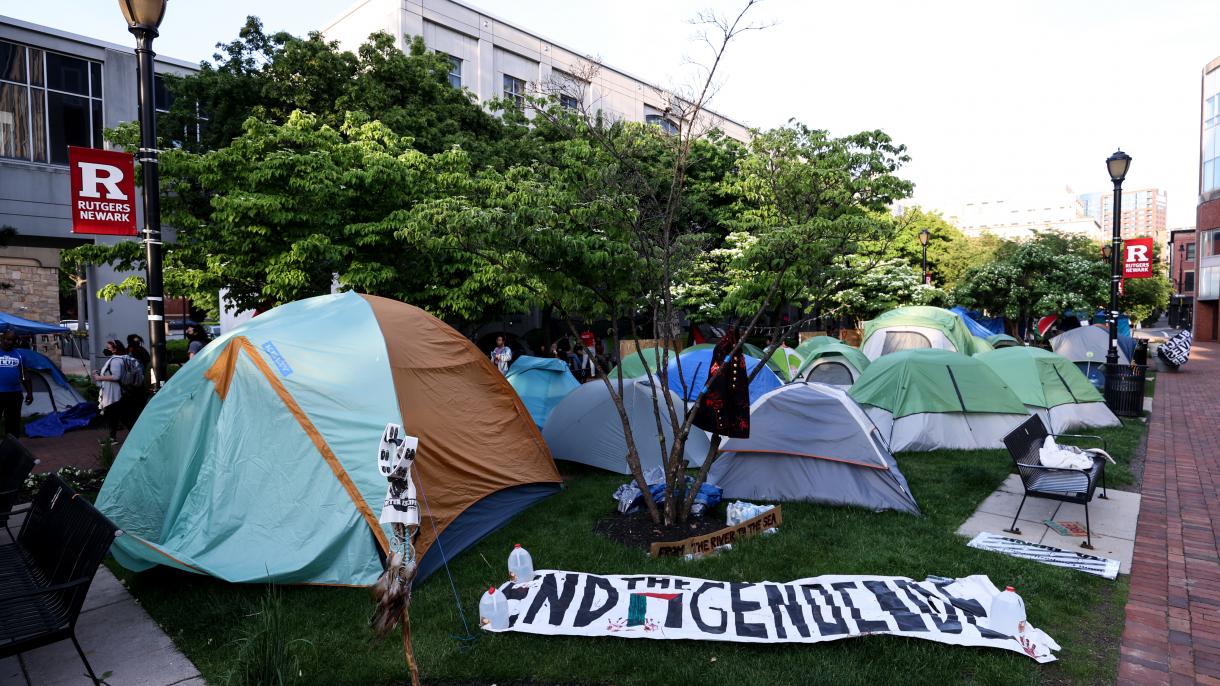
377 423 419 526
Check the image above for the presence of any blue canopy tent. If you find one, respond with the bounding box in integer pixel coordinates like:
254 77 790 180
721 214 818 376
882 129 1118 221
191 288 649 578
505 356 580 430
0 312 69 335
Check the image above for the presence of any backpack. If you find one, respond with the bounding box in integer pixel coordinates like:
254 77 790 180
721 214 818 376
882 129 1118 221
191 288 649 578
118 355 145 389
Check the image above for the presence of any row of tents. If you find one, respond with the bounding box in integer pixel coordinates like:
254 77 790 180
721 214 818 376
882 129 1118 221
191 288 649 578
92 295 1123 591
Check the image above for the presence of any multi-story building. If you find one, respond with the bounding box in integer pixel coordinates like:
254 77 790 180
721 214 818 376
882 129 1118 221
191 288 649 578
1196 56 1220 341
945 189 1103 241
1078 188 1168 249
321 0 752 143
1167 228 1196 329
0 16 196 363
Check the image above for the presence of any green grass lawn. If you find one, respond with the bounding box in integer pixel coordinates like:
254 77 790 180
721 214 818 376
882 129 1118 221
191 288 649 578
110 420 1144 686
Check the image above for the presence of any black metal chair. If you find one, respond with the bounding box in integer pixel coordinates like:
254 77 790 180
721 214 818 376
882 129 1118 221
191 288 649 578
0 434 39 540
1002 415 1108 549
0 474 122 685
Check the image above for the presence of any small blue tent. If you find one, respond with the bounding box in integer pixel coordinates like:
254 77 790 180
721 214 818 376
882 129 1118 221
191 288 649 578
950 306 1002 337
505 356 580 430
665 348 783 405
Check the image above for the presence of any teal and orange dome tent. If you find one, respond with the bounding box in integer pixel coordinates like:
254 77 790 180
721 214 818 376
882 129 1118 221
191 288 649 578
96 291 561 586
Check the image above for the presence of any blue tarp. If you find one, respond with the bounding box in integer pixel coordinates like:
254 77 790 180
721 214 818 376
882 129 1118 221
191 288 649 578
950 306 1006 336
24 402 98 438
0 312 68 335
665 348 784 405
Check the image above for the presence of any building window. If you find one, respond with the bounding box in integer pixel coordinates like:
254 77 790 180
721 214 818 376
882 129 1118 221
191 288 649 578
0 39 102 165
1199 265 1220 300
559 93 579 111
502 75 525 110
152 73 206 147
1184 270 1196 292
1204 93 1220 194
645 113 679 135
444 54 462 89
1187 243 1197 261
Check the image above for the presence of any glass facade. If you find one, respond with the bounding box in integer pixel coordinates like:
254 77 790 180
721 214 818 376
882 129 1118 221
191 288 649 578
1204 66 1220 195
0 39 103 164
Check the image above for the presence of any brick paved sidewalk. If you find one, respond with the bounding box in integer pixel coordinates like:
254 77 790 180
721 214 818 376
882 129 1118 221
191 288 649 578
1118 341 1220 685
21 426 114 473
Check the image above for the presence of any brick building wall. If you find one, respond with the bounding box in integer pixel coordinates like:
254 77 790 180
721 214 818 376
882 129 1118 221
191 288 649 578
0 246 62 363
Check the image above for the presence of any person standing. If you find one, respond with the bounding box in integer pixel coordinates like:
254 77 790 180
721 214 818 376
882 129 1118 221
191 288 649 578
93 339 133 440
184 324 211 360
127 334 151 368
0 331 33 437
491 335 513 374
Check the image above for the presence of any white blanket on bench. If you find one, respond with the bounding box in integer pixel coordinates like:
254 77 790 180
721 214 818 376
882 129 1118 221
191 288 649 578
1038 436 1114 470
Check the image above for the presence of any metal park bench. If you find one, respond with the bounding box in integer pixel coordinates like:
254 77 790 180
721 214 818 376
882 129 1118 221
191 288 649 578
0 474 122 685
1002 415 1108 549
0 435 40 539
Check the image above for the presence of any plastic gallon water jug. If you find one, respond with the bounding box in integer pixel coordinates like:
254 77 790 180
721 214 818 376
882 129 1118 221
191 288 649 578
988 586 1027 636
508 544 534 584
478 586 508 630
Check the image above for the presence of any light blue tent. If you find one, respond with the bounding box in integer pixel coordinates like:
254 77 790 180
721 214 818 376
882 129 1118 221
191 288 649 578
95 292 561 586
505 356 580 430
665 348 783 404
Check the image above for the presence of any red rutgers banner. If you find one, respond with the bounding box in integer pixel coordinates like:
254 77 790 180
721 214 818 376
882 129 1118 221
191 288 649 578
1121 237 1154 278
69 146 137 236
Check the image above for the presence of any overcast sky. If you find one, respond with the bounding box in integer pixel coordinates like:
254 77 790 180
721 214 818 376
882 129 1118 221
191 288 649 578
12 0 1220 227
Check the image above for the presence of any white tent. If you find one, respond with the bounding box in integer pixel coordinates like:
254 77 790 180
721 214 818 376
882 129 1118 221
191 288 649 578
542 379 710 474
710 383 919 514
861 326 958 361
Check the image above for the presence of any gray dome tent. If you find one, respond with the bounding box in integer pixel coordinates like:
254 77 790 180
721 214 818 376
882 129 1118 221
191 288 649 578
709 383 919 514
542 379 710 474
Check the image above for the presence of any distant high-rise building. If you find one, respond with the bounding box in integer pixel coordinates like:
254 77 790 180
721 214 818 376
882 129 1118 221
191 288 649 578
1078 188 1168 248
945 189 1102 241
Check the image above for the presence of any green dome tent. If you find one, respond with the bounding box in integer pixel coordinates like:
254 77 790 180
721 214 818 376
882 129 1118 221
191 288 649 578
861 306 979 360
95 292 561 586
794 343 871 386
849 349 1028 452
796 335 841 358
987 333 1022 349
742 343 793 380
971 336 995 354
607 346 678 380
976 347 1119 432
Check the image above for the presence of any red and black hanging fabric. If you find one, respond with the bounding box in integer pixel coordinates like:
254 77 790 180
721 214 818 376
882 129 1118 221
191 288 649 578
693 327 751 438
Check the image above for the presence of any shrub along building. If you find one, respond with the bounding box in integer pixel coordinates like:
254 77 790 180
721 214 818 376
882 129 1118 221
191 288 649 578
0 16 197 363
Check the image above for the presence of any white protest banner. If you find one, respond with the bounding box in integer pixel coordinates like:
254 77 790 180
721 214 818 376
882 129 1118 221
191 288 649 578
489 570 1060 663
1158 330 1192 369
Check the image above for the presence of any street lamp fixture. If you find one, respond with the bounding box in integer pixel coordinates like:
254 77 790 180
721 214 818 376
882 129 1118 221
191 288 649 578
118 0 169 388
1101 244 1112 260
1102 149 1131 415
918 228 931 285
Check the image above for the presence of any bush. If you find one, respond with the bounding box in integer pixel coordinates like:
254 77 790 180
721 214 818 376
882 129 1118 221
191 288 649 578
166 339 190 365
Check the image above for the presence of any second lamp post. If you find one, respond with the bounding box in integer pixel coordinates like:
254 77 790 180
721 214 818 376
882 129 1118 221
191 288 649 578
918 228 931 285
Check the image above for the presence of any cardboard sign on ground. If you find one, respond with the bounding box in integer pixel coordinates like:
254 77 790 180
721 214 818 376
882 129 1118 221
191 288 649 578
650 506 781 558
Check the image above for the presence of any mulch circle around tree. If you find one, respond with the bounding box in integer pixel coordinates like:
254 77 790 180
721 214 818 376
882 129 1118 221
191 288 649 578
593 508 726 551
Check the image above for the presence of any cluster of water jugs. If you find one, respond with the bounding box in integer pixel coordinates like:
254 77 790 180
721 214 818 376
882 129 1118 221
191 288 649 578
479 544 534 630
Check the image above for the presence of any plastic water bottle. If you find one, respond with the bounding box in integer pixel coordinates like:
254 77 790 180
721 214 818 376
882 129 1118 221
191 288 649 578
508 544 534 584
988 586 1027 636
478 586 508 630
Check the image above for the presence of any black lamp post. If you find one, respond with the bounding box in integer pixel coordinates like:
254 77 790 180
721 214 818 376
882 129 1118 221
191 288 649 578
918 228 931 284
1104 149 1131 369
119 0 168 387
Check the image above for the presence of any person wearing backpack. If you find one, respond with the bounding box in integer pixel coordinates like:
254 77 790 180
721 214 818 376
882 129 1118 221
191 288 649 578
93 339 140 440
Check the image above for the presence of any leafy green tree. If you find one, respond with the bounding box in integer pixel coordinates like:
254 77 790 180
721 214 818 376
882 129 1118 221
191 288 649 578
953 232 1109 331
832 257 948 322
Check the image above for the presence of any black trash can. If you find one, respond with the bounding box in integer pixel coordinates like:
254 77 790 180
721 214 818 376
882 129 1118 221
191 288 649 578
1103 363 1147 417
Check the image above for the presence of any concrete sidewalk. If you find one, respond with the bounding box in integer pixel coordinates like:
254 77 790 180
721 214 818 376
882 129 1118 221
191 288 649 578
1 516 203 685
